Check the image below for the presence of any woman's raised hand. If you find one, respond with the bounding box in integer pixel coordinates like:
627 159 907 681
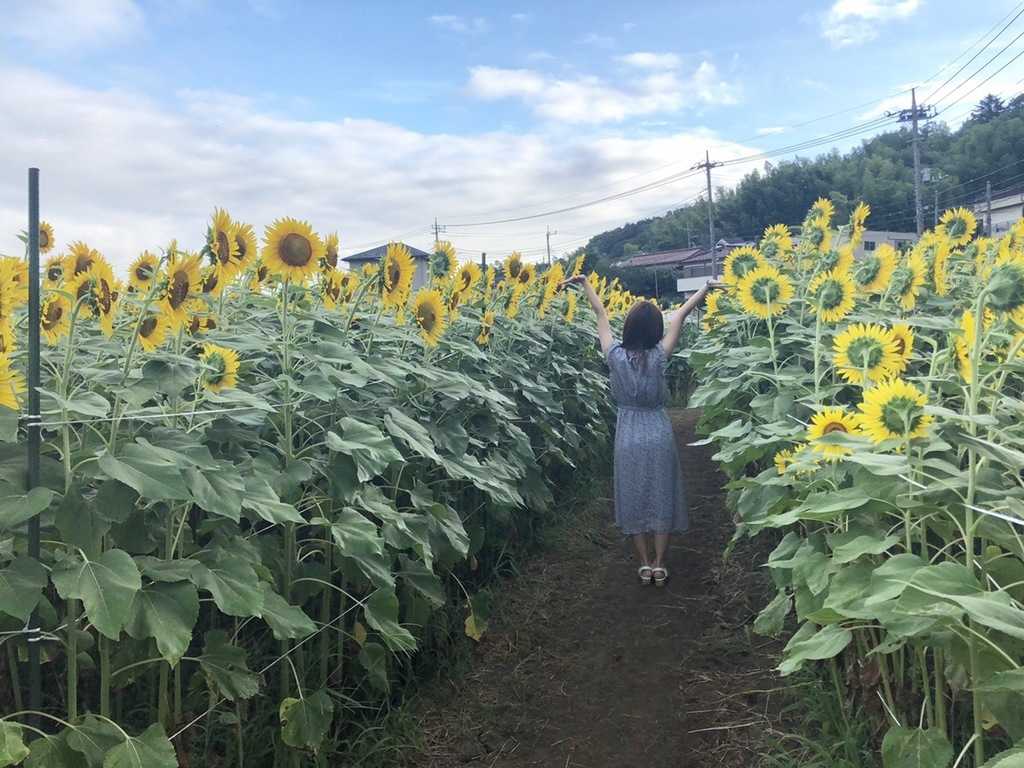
559 275 588 290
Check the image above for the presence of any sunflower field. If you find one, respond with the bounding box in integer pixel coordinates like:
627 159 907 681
692 201 1024 766
0 212 641 766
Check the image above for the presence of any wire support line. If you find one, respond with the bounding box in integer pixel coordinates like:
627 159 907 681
23 400 310 430
933 28 1024 111
937 47 1024 117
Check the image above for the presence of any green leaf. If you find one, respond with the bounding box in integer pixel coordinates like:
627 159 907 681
880 726 953 768
191 551 264 618
38 388 111 417
102 724 177 768
199 630 260 701
326 418 402 482
0 488 55 531
976 669 1024 694
259 584 316 641
980 746 1024 768
184 463 244 522
279 689 334 752
0 722 29 767
384 408 444 464
778 622 852 676
357 642 389 693
398 556 445 608
54 486 108 560
125 581 199 667
363 588 417 652
51 549 142 639
830 532 901 564
241 476 304 525
464 591 492 642
753 589 790 636
98 444 190 502
134 556 197 583
141 358 197 396
0 556 47 623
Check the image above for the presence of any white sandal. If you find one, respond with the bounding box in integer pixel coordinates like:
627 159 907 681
638 565 653 585
652 566 668 587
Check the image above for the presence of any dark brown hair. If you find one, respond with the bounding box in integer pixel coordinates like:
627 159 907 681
621 301 664 351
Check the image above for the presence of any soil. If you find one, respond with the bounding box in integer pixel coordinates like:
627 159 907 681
414 409 791 768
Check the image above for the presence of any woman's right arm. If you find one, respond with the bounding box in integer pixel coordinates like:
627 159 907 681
563 276 614 355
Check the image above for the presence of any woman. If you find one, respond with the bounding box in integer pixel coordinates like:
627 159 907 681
563 276 719 586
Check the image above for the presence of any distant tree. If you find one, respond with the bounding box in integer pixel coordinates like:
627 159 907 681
970 94 1006 124
1009 93 1024 113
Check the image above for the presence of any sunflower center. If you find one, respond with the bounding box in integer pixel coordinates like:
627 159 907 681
169 271 190 309
508 261 522 279
96 279 113 314
881 396 923 435
324 246 338 270
946 218 967 238
822 421 849 435
47 265 63 283
846 337 884 370
750 276 781 305
216 232 232 265
40 230 50 249
202 270 219 293
761 241 779 259
235 234 249 262
257 265 269 281
139 316 158 338
42 301 64 331
857 255 881 286
460 271 472 291
135 263 154 282
416 304 437 331
325 281 340 301
893 336 906 356
734 255 758 278
387 260 402 290
817 279 844 310
75 254 94 275
819 250 842 271
279 233 313 267
808 226 825 248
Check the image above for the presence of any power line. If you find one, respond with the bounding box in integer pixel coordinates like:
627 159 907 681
934 27 1024 111
937 45 1024 115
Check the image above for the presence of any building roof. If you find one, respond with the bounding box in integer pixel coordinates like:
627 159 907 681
614 246 707 268
342 243 431 263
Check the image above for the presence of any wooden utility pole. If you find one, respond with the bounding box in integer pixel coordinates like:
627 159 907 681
934 188 939 227
693 150 722 277
546 225 558 266
986 181 993 236
887 89 935 235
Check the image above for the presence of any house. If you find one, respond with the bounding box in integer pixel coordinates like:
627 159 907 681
673 240 755 297
341 243 431 290
856 230 918 257
972 190 1024 236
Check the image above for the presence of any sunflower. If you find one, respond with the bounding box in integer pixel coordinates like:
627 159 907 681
208 208 242 283
808 269 856 323
0 322 13 356
339 271 359 301
381 242 416 309
247 260 270 292
200 265 222 296
0 357 25 411
564 292 578 323
412 288 446 347
186 300 217 335
987 249 1024 312
571 253 586 277
434 241 458 280
736 265 794 319
504 252 524 282
516 263 536 287
137 313 169 353
833 323 900 384
199 343 240 392
160 252 203 330
932 237 952 297
455 262 482 296
0 259 28 317
760 224 793 263
849 202 870 248
806 407 860 460
774 447 795 475
43 254 65 289
856 243 897 294
973 237 997 280
506 284 526 319
40 293 71 345
889 323 914 373
939 207 977 247
484 266 497 301
477 310 496 345
538 264 563 318
233 222 258 273
361 262 378 279
857 378 931 444
802 217 832 255
88 258 119 336
702 290 726 331
38 221 55 254
819 244 854 275
953 309 976 381
63 242 97 281
723 246 766 286
129 251 161 293
891 252 927 311
320 269 345 309
809 197 835 225
262 217 325 283
322 233 340 272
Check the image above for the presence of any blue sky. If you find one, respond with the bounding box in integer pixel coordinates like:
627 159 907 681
1 0 1022 266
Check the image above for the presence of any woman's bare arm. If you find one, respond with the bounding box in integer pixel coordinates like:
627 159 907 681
562 276 614 355
661 281 722 353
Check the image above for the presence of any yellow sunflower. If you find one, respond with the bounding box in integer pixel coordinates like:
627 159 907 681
0 259 28 317
434 241 458 280
833 323 900 384
760 224 793 263
571 253 586 277
199 343 240 392
953 309 976 381
160 252 203 330
516 263 536 287
736 265 794 319
361 262 378 280
484 266 497 301
809 197 835 225
455 262 482 296
44 254 65 289
381 242 416 309
889 323 914 373
200 265 223 296
0 357 25 411
774 447 795 475
988 248 1024 312
891 252 927 311
322 233 340 272
819 244 854 275
320 269 345 309
412 288 446 347
802 217 832 255
0 322 14 356
477 310 496 345
564 292 578 323
38 221 55 254
262 218 325 283
339 271 359 301
939 207 977 247
63 241 97 281
856 243 897 294
806 407 860 460
137 314 169 353
723 246 766 286
187 300 217 335
849 202 870 248
932 236 952 297
506 284 526 319
129 251 161 293
40 293 70 345
88 258 119 336
504 252 524 282
233 222 258 273
808 269 856 323
857 378 932 444
702 290 725 331
973 237 997 280
209 208 242 283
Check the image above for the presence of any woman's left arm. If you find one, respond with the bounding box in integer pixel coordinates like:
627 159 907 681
661 281 721 353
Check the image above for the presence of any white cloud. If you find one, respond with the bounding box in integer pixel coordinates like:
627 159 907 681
757 126 787 135
579 32 615 48
468 59 739 124
511 12 531 22
429 14 488 34
526 50 555 62
0 66 757 267
4 0 144 49
821 0 922 47
619 52 682 71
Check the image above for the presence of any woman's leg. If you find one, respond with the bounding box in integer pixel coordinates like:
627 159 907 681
653 533 670 569
632 533 651 566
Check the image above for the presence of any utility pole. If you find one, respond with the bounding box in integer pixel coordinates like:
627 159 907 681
986 181 993 236
481 252 487 269
692 149 723 277
886 88 935 235
433 218 446 243
934 187 939 227
545 225 558 266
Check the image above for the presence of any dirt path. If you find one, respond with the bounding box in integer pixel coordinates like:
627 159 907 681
416 409 787 768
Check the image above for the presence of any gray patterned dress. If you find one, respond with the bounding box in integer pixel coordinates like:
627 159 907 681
607 343 688 535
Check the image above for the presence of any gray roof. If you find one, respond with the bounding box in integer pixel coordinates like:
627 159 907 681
342 243 431 263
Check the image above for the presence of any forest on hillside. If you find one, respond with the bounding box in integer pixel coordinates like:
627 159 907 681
581 94 1024 296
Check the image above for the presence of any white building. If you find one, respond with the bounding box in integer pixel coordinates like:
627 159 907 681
972 191 1024 236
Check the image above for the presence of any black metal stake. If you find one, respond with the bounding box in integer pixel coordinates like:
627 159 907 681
27 168 42 720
